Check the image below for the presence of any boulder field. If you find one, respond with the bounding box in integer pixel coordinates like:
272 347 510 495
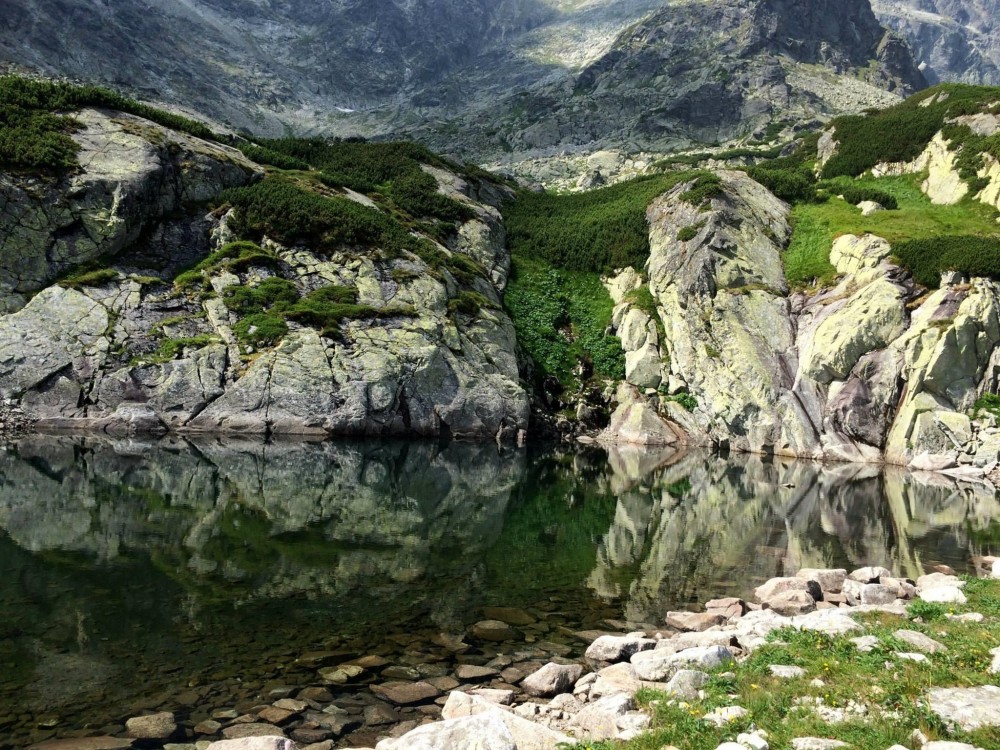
77 562 1000 750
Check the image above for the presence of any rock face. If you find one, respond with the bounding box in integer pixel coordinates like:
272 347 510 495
873 0 1000 86
0 109 258 311
624 170 1000 471
0 108 528 441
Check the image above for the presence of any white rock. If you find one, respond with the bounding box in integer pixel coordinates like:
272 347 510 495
374 713 516 750
769 665 806 678
571 694 635 740
796 568 847 593
894 630 947 654
992 559 1000 579
918 587 967 604
790 739 848 750
927 685 1000 730
849 566 891 583
945 612 983 623
895 652 929 663
205 741 297 750
665 669 710 699
857 200 884 216
520 662 584 697
702 706 748 726
716 744 750 750
585 635 656 663
631 645 734 681
990 646 1000 675
923 743 985 750
738 732 770 750
851 636 880 652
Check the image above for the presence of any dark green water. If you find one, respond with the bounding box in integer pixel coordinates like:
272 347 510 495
0 435 998 748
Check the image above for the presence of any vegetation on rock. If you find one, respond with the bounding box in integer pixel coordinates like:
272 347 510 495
821 83 1000 179
0 75 215 170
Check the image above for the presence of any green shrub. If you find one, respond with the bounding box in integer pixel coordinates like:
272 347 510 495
821 83 1000 178
679 173 723 207
502 172 689 273
233 313 288 348
747 166 818 203
218 176 432 258
283 286 394 334
504 258 624 385
826 184 899 210
236 143 309 171
387 169 474 222
893 235 1000 287
223 277 300 315
973 393 1000 419
677 221 706 242
448 290 492 316
152 335 220 362
664 391 697 411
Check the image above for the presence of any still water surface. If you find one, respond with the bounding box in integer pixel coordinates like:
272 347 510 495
0 436 998 747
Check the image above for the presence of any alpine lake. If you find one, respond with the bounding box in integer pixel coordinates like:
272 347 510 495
0 435 997 748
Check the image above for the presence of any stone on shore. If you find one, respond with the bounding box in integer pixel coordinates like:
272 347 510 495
754 577 822 604
440 691 573 748
206 740 298 750
585 635 656 663
371 681 442 705
375 713 516 750
571 693 635 740
127 712 177 739
29 741 134 750
665 611 727 631
521 662 584 697
631 645 734 681
766 590 817 616
223 725 288 740
848 566 891 583
471 620 518 641
796 569 847 593
664 669 710 699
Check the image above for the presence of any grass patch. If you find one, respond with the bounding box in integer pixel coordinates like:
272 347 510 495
565 576 1000 750
785 174 1000 287
57 267 119 289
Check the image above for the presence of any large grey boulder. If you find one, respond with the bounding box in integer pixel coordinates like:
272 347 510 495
631 645 734 681
375 712 516 750
520 662 584 697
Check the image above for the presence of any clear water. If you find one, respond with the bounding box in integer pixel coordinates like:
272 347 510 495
0 435 998 748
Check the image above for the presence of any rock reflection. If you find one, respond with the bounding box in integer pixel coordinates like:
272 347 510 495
588 447 1000 623
0 437 997 747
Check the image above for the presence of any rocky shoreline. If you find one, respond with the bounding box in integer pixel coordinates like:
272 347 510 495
33 559 1000 750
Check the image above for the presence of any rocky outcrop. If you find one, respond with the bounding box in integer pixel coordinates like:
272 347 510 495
0 111 528 441
0 108 259 312
873 0 1000 86
603 170 1000 472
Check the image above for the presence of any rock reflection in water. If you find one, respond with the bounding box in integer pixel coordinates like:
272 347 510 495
589 446 1000 623
0 437 997 748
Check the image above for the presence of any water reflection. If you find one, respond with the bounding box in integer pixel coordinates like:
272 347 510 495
0 437 997 747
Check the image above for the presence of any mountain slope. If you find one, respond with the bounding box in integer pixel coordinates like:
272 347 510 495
1 0 924 161
873 0 1000 85
409 0 926 159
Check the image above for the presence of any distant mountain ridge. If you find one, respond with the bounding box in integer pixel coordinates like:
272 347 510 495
0 0 930 160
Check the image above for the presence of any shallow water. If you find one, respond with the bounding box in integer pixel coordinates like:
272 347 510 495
0 436 998 748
